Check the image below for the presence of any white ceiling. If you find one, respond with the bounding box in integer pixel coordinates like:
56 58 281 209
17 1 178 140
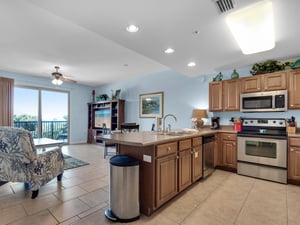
0 0 299 87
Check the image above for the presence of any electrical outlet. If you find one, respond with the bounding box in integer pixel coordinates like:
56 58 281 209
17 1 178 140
143 154 152 163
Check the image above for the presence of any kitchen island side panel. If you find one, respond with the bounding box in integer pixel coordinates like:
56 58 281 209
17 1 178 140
118 144 156 216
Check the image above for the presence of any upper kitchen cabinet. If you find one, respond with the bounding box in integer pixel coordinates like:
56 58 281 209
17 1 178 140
0 77 14 126
263 71 287 91
241 71 287 93
241 75 262 93
209 79 240 112
209 81 223 112
288 68 300 109
223 79 241 111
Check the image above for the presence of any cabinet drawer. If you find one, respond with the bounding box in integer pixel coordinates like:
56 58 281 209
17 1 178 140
156 142 177 157
289 138 300 147
192 137 202 146
221 133 237 141
179 139 191 151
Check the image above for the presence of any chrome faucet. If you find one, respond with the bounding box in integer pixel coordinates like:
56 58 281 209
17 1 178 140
162 114 177 133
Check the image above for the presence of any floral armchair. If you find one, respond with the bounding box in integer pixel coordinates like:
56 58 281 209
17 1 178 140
0 127 64 198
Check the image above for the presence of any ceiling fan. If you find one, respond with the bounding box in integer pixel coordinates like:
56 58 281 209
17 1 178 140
51 66 76 85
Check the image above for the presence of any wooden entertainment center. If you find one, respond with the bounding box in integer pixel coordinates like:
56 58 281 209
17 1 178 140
87 99 124 144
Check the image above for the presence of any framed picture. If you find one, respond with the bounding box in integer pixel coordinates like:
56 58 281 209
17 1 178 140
139 92 164 118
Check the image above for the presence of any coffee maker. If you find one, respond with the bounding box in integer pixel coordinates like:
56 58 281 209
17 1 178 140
211 117 220 129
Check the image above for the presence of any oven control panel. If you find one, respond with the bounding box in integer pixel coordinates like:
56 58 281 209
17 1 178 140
242 118 286 127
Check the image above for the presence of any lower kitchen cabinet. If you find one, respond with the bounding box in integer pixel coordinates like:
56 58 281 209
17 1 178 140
155 142 178 207
220 133 237 170
178 139 192 192
288 137 300 184
192 137 203 182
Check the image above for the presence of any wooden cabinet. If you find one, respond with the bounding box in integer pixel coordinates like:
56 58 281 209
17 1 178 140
220 133 237 170
209 79 240 112
0 77 14 126
87 99 124 143
178 139 192 191
192 137 203 182
288 137 300 184
264 71 287 91
156 142 178 207
223 79 240 111
209 81 222 112
241 76 262 93
288 68 300 109
241 71 287 93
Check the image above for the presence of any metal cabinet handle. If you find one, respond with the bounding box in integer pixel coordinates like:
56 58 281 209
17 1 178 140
290 148 294 152
167 147 171 151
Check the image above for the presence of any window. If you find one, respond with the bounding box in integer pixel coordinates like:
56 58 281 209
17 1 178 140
14 87 69 142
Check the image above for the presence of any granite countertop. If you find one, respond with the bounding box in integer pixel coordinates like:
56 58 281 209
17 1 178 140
97 126 237 147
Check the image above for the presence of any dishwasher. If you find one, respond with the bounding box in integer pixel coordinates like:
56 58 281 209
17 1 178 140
202 134 215 178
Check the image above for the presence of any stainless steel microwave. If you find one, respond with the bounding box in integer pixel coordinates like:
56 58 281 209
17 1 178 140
240 90 287 112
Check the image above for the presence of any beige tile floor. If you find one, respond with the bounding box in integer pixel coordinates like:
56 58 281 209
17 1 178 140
0 144 299 225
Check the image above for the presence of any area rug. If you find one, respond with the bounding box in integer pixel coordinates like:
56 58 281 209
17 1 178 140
63 154 89 170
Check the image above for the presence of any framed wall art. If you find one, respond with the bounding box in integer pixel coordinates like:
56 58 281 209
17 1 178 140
139 92 164 118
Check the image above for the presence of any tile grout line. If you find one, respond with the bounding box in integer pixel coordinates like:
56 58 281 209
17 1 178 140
286 185 289 225
179 172 233 225
232 179 256 225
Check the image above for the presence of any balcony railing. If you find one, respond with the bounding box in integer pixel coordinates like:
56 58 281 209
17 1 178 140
14 121 68 141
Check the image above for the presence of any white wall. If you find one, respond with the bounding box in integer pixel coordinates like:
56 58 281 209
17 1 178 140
97 67 300 130
0 70 92 144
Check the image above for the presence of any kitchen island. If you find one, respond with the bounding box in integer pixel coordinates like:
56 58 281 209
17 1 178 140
98 128 234 216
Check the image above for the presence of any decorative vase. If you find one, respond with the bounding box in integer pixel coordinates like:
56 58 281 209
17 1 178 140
231 69 239 79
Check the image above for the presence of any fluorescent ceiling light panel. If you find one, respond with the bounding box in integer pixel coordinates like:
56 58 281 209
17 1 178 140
226 0 275 55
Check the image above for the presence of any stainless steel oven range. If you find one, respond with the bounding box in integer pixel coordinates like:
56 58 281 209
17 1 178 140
237 118 287 183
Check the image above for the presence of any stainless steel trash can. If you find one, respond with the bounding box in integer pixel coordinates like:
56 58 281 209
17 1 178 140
105 155 140 222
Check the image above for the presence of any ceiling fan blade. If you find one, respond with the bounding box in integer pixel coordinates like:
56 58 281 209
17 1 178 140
61 76 77 83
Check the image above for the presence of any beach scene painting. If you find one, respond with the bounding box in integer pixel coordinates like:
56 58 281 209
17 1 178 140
139 92 163 118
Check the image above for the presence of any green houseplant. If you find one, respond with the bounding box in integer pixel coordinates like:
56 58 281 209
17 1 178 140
250 60 293 75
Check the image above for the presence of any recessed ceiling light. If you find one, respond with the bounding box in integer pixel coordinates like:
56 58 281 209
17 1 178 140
164 48 175 54
126 24 139 33
188 62 196 67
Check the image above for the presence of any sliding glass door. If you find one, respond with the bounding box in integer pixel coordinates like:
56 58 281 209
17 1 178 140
14 87 69 142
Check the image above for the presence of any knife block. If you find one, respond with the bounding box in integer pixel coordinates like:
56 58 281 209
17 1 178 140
286 122 297 134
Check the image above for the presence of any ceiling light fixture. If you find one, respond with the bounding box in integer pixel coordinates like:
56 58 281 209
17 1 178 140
188 62 196 67
226 0 275 55
164 48 175 54
126 24 139 33
52 78 63 85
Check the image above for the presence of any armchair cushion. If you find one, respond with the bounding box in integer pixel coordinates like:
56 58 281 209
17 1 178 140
0 127 64 192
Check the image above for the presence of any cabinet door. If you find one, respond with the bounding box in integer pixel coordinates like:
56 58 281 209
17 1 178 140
241 76 262 93
178 149 192 191
156 154 178 207
209 81 223 111
0 77 14 126
288 146 300 181
223 79 240 111
192 145 202 182
264 72 287 91
222 141 237 169
288 69 300 109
